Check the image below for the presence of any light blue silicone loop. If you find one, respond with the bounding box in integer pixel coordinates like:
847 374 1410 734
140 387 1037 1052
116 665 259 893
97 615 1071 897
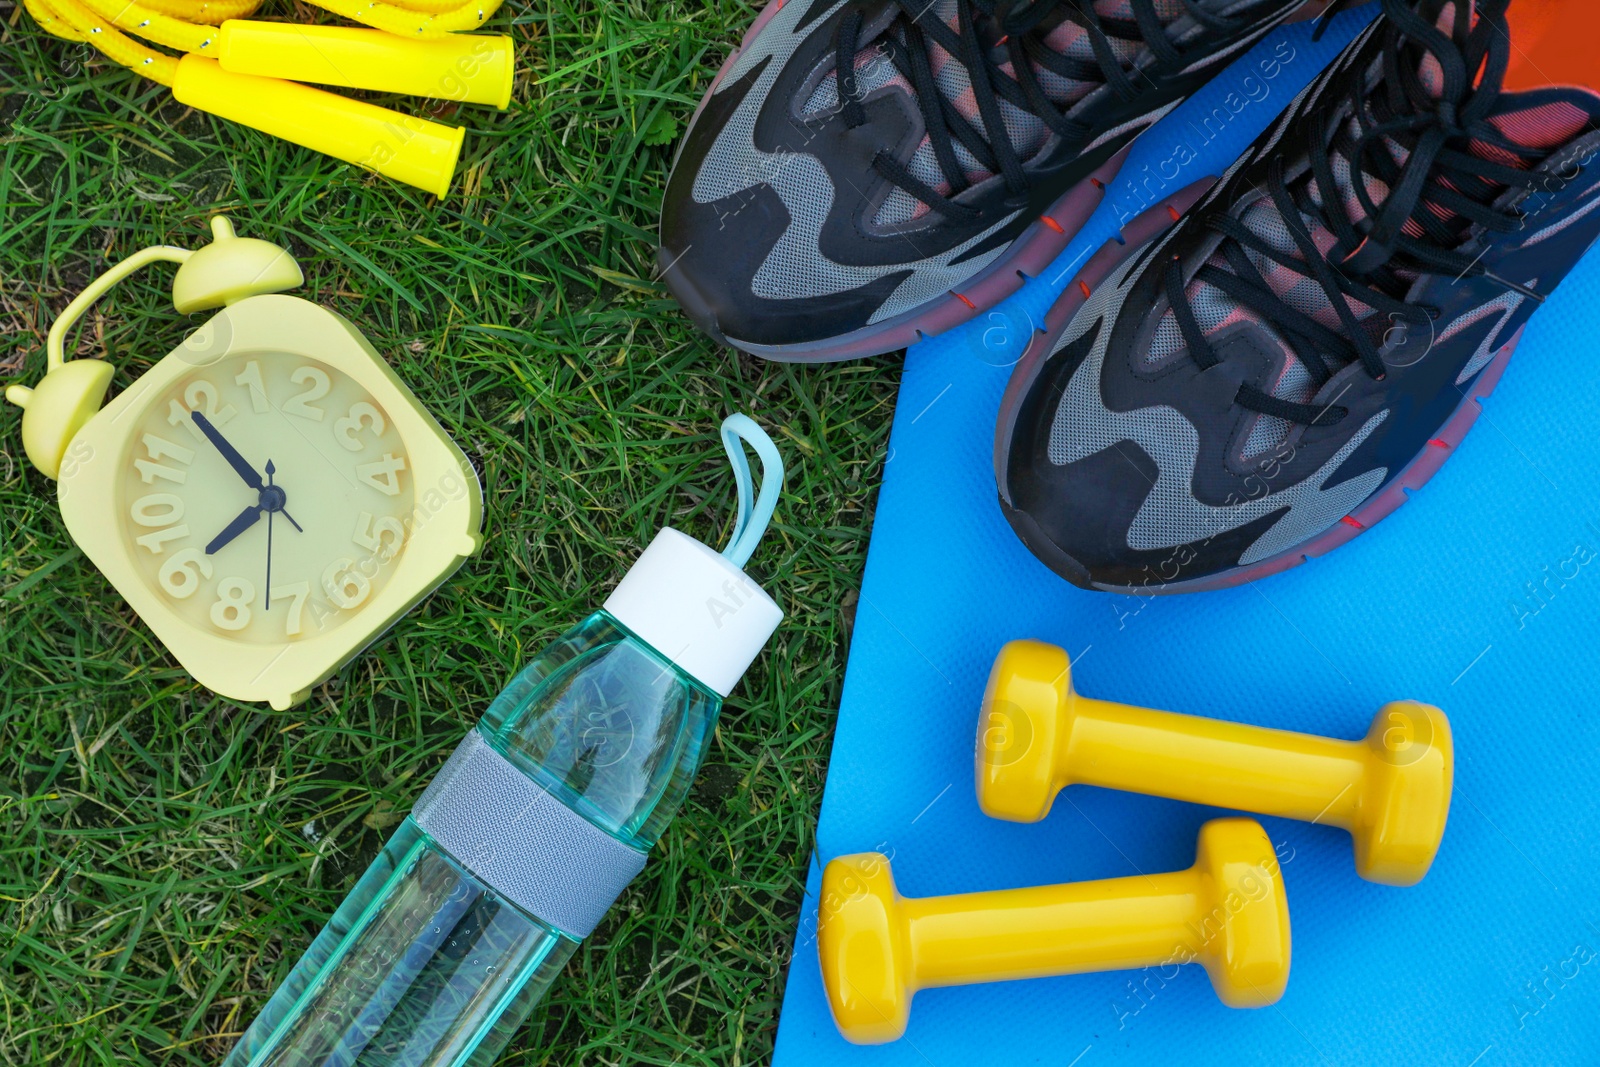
718 413 784 570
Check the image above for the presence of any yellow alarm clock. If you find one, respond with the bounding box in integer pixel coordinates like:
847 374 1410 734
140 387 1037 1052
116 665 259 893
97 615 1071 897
6 217 482 709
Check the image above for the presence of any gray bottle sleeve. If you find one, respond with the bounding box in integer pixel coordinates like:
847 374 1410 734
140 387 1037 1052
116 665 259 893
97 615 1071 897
411 729 648 939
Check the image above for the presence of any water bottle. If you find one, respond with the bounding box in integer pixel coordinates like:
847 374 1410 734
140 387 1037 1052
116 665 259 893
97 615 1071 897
222 415 784 1067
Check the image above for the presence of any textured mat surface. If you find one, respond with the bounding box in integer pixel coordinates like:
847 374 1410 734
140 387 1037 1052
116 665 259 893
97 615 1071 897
772 9 1600 1066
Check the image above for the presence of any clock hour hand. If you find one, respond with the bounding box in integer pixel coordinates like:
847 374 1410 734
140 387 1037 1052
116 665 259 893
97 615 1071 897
192 410 263 490
207 504 263 555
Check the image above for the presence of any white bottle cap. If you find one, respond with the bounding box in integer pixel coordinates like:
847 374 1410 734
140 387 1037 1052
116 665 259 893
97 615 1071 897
604 527 783 697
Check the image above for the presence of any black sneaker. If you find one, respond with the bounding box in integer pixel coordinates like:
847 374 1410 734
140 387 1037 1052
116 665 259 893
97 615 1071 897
660 0 1319 361
997 0 1600 592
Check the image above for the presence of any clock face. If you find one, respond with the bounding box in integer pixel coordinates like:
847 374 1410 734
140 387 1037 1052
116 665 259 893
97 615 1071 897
115 351 416 645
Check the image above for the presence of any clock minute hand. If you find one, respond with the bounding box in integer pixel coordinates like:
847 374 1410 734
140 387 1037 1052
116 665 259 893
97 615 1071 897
207 504 263 555
192 410 263 490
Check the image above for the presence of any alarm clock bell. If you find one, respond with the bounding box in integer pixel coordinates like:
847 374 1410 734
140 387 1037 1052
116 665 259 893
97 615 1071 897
5 216 302 478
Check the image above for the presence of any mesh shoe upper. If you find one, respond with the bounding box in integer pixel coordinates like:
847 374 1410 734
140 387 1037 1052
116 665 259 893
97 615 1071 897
1147 3 1598 461
1000 0 1600 591
660 0 1311 353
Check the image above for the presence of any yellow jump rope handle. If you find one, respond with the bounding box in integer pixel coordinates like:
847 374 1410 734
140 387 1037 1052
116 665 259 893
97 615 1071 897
976 639 1453 886
217 21 514 108
819 818 1290 1045
172 56 464 196
21 0 495 194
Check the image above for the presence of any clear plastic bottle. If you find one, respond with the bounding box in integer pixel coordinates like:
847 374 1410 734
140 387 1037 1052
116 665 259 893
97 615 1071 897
223 417 784 1067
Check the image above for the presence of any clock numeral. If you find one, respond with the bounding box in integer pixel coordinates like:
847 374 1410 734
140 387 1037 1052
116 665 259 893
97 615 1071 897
132 493 186 554
211 577 256 631
168 380 237 441
334 402 386 452
353 512 405 562
322 558 372 610
284 366 331 421
134 459 187 485
159 548 214 598
270 581 311 636
142 433 195 465
131 493 184 527
235 360 270 414
136 524 190 554
356 453 406 497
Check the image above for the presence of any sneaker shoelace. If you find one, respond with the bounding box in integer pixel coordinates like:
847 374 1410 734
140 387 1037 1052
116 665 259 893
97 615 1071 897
834 0 1259 224
1167 0 1563 430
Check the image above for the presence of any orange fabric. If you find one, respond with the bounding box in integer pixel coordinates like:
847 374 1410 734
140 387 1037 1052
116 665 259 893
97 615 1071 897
1504 0 1600 92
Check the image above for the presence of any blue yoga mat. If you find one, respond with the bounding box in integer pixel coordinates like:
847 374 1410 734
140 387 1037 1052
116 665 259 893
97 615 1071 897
772 9 1600 1066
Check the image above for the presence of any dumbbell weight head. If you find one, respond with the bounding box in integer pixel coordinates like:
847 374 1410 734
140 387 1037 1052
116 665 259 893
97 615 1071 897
817 852 911 1045
974 638 1071 823
1353 701 1453 886
1189 817 1293 1007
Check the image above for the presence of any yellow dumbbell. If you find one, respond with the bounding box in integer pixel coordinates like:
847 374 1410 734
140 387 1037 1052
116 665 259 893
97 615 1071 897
976 640 1453 886
818 818 1289 1045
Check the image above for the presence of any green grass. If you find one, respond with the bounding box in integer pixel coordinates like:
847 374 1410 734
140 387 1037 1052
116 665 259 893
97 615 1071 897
0 2 898 1062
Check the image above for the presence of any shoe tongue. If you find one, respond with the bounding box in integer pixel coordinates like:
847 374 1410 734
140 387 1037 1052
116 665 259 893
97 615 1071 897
1301 0 1596 246
1505 0 1600 93
1480 87 1600 155
1309 90 1597 250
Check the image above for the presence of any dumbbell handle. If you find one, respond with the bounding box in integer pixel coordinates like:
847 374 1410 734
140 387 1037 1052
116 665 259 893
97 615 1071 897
904 868 1206 989
1062 696 1365 830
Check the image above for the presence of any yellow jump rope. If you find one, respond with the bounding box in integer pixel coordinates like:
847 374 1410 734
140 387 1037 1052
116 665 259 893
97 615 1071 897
22 0 515 195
